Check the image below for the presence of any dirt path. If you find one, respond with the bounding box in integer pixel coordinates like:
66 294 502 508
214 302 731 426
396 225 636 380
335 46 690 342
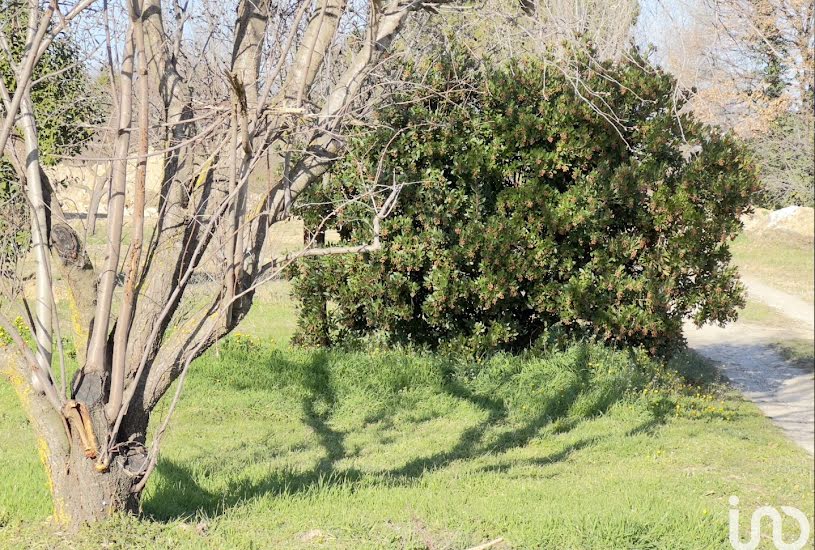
684 280 814 455
741 276 814 327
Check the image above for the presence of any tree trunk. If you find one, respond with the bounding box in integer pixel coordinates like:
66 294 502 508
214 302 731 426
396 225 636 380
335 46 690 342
46 445 140 527
33 380 148 528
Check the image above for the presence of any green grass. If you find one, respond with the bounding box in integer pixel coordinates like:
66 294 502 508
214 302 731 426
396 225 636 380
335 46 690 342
738 299 792 327
231 281 298 344
1 333 813 548
731 231 815 302
770 339 815 372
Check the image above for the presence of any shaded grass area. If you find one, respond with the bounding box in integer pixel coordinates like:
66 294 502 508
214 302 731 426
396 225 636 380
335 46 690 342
731 230 814 302
771 339 815 372
1 337 813 549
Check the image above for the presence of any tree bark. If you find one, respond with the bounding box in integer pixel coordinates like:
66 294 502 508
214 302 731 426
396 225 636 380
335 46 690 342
4 351 142 528
46 433 140 527
46 380 147 527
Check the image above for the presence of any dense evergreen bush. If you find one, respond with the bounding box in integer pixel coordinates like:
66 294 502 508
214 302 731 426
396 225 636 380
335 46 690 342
291 52 758 356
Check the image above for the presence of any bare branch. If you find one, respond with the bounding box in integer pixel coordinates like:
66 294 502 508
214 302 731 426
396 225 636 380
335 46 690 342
86 30 135 375
108 0 151 423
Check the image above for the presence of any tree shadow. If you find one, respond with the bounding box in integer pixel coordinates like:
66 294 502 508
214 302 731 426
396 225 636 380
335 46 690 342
298 350 346 474
473 435 604 475
625 416 665 438
144 346 651 521
146 350 360 520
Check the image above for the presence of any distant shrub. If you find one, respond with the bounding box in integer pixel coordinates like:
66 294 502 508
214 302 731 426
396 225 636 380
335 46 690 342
749 112 814 208
292 51 758 357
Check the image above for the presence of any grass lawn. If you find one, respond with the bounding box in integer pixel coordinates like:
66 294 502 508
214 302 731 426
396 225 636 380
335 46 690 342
737 299 793 327
1 298 813 549
731 230 815 303
771 339 815 372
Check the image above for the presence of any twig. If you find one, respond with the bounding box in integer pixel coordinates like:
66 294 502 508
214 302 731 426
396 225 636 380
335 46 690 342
465 538 504 550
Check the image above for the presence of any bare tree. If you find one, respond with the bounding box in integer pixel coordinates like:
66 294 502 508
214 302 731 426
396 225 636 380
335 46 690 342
0 0 458 526
642 0 814 133
648 0 814 206
400 0 638 63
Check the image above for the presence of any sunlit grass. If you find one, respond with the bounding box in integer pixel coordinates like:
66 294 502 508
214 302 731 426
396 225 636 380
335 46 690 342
1 332 812 548
731 231 814 303
738 299 792 327
770 339 815 372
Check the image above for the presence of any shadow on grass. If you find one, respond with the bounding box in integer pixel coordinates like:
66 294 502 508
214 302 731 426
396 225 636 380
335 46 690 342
387 347 596 480
768 341 815 373
146 350 363 520
145 346 669 521
473 435 605 476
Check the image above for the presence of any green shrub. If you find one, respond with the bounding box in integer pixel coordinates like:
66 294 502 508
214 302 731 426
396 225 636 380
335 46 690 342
292 51 758 357
0 5 103 166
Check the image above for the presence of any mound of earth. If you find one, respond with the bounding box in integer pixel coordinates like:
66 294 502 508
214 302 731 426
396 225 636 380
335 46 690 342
742 206 814 238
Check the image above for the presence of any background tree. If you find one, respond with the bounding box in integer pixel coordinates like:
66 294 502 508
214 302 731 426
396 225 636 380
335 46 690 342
749 111 814 207
640 0 814 206
0 3 102 288
292 51 758 357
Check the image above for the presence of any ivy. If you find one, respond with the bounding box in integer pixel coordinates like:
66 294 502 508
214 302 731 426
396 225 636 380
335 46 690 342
0 4 103 278
1 5 103 165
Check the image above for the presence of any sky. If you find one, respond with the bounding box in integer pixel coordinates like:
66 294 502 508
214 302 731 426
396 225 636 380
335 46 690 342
634 0 707 64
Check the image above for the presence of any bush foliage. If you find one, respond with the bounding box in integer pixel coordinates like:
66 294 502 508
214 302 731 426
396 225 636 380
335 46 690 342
292 52 757 356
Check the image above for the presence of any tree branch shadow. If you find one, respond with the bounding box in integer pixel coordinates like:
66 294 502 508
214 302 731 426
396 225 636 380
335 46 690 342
143 346 650 521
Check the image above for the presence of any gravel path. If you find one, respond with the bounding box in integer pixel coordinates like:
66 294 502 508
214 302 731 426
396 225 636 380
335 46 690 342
684 280 814 455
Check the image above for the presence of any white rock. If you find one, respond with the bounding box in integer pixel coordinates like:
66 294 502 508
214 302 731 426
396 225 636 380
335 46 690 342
768 205 801 227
